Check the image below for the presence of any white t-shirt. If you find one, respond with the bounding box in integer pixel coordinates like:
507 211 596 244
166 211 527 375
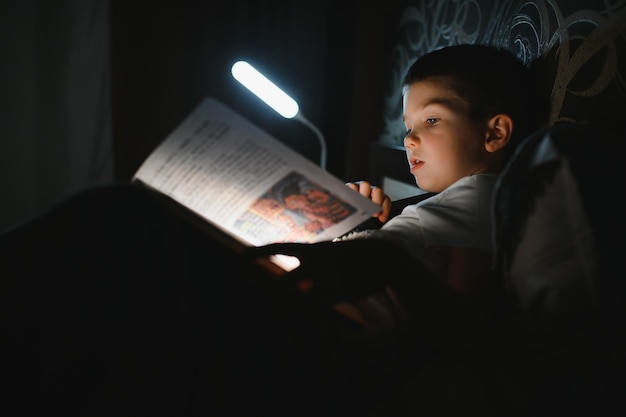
352 173 497 279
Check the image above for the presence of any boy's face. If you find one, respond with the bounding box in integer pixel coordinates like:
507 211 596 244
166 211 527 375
402 76 493 193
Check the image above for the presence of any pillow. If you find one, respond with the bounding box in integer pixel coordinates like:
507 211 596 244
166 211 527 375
492 122 626 361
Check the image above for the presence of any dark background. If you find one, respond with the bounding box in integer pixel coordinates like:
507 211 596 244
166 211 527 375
0 0 407 232
111 0 406 180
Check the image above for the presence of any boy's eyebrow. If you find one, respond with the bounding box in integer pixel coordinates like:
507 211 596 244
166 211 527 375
403 92 468 121
404 96 467 118
423 96 464 111
428 97 453 105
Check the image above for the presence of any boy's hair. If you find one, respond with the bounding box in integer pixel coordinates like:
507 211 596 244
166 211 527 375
402 44 549 163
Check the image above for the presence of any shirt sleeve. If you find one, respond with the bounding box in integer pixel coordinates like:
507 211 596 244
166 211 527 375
376 175 496 276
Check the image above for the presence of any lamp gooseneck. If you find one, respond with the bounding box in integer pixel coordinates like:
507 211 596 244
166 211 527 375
231 60 327 170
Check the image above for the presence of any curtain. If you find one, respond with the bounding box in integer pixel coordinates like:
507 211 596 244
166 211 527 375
0 0 112 233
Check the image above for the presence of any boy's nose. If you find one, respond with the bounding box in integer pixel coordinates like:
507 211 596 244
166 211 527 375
404 135 418 149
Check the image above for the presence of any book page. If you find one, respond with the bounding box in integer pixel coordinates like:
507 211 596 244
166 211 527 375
133 97 380 247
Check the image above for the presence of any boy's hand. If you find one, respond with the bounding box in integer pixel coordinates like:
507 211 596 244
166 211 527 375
346 181 392 223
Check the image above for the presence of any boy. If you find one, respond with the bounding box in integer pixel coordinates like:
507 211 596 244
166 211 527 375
353 44 546 286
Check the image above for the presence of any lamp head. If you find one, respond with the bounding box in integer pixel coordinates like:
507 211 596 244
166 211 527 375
231 61 299 119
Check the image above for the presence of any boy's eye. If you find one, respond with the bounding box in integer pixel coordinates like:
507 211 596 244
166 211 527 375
402 119 414 137
425 117 439 126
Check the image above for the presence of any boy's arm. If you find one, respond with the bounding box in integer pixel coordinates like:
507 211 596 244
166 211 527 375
247 240 496 351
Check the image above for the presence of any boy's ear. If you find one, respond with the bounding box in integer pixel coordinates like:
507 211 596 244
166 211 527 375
484 114 513 152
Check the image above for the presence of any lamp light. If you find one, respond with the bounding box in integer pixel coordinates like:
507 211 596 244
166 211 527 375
231 60 327 170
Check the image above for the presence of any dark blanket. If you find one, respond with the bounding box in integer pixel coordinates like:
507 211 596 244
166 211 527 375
0 184 428 417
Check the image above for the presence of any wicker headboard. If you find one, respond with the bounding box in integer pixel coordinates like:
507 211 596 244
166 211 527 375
371 0 626 199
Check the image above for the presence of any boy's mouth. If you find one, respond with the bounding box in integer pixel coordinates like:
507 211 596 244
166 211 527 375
409 159 423 172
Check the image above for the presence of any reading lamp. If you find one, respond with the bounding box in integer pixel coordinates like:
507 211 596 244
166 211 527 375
231 60 327 170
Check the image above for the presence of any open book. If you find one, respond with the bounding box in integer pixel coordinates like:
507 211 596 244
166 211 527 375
132 97 381 271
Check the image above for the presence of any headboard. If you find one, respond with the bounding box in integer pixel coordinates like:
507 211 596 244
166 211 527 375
371 0 626 199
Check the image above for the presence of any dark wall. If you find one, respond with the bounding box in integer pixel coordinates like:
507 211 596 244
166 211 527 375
376 0 626 148
111 0 407 181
